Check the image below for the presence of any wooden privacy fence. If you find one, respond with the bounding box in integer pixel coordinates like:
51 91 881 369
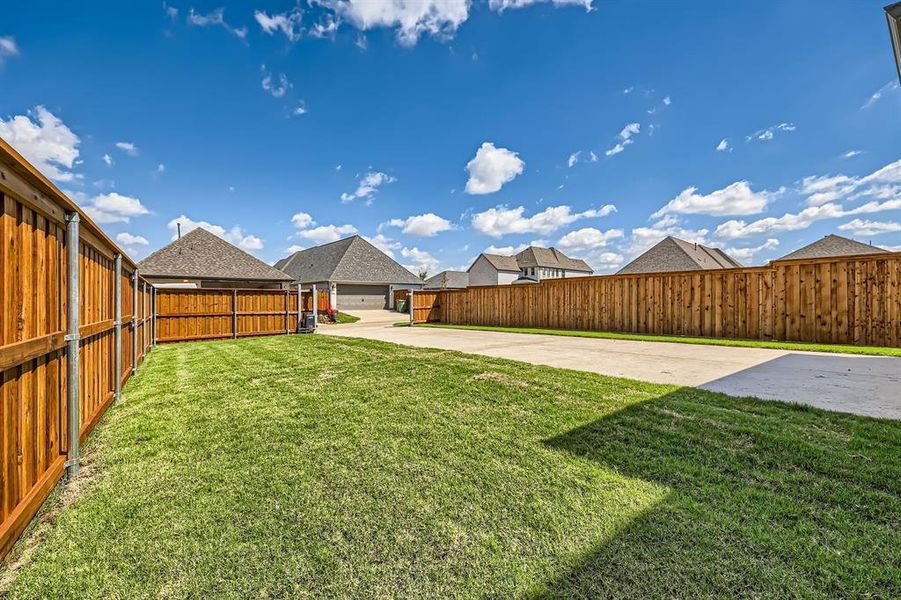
154 287 330 343
0 140 153 560
422 252 901 348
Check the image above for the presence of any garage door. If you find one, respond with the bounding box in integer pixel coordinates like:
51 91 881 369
337 284 389 310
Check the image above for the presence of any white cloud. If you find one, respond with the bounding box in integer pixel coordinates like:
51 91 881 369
363 233 401 258
261 66 291 98
325 0 470 46
629 215 709 255
483 243 530 255
717 238 779 263
254 7 303 42
401 246 439 274
115 141 138 156
663 96 671 106
567 151 580 168
341 171 396 203
82 193 150 223
156 163 165 174
861 81 899 109
716 138 730 152
489 0 592 11
605 122 640 157
116 232 149 246
0 106 81 182
163 3 179 21
652 181 775 218
298 224 358 243
837 219 901 237
309 14 340 39
715 199 901 239
292 103 308 116
472 204 616 237
465 142 524 194
387 213 454 236
167 215 263 250
0 36 19 65
842 150 863 159
102 153 113 166
286 244 306 254
747 122 796 142
799 159 901 207
186 8 247 38
291 212 316 230
556 227 623 250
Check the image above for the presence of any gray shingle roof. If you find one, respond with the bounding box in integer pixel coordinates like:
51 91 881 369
476 254 522 272
424 270 469 289
276 235 422 285
515 246 592 272
617 236 743 275
778 234 886 261
138 228 292 281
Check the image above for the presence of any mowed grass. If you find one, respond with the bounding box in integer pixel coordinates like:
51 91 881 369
334 311 360 324
3 336 899 598
419 323 901 357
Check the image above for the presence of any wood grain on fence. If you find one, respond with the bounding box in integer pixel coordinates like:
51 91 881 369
430 253 901 347
154 288 303 343
0 138 154 559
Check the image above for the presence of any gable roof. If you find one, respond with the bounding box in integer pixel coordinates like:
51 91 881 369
424 270 469 289
515 246 592 272
275 235 421 285
473 253 521 272
617 236 743 275
778 234 886 261
139 228 292 281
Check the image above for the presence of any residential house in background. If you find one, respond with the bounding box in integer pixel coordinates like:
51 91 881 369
468 246 593 286
275 235 422 310
617 236 742 275
139 227 294 289
424 270 469 289
777 234 886 260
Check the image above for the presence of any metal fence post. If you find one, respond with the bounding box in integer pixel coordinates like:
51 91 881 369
409 289 414 325
114 254 122 401
65 212 81 478
312 284 318 331
232 289 238 339
132 270 138 375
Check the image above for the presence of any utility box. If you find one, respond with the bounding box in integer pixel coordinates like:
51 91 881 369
299 312 316 333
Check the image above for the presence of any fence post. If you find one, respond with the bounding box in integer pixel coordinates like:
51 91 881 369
142 280 147 353
232 289 238 339
114 253 122 401
151 286 156 348
409 289 414 325
284 288 290 334
132 270 138 375
312 284 318 332
64 212 81 478
296 284 301 333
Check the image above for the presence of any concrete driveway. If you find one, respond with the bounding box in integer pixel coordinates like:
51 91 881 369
318 310 901 420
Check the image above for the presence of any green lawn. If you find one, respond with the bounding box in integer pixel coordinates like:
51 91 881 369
334 311 360 324
3 336 899 598
419 323 901 357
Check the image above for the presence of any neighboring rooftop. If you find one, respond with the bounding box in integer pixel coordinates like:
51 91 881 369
424 270 469 289
275 235 421 285
618 236 742 275
474 253 521 272
139 228 292 281
515 246 592 272
777 234 887 261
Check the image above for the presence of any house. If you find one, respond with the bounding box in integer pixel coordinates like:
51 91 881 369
275 235 423 310
617 236 743 275
467 246 593 286
777 234 886 261
139 227 294 289
424 270 469 290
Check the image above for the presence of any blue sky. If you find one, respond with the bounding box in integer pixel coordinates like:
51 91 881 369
1 0 899 274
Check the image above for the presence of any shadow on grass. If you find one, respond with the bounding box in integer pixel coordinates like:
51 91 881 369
535 390 901 598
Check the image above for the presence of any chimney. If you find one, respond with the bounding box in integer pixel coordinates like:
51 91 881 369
177 223 181 239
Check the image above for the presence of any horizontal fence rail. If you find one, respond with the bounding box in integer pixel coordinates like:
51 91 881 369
0 139 153 560
419 253 901 348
